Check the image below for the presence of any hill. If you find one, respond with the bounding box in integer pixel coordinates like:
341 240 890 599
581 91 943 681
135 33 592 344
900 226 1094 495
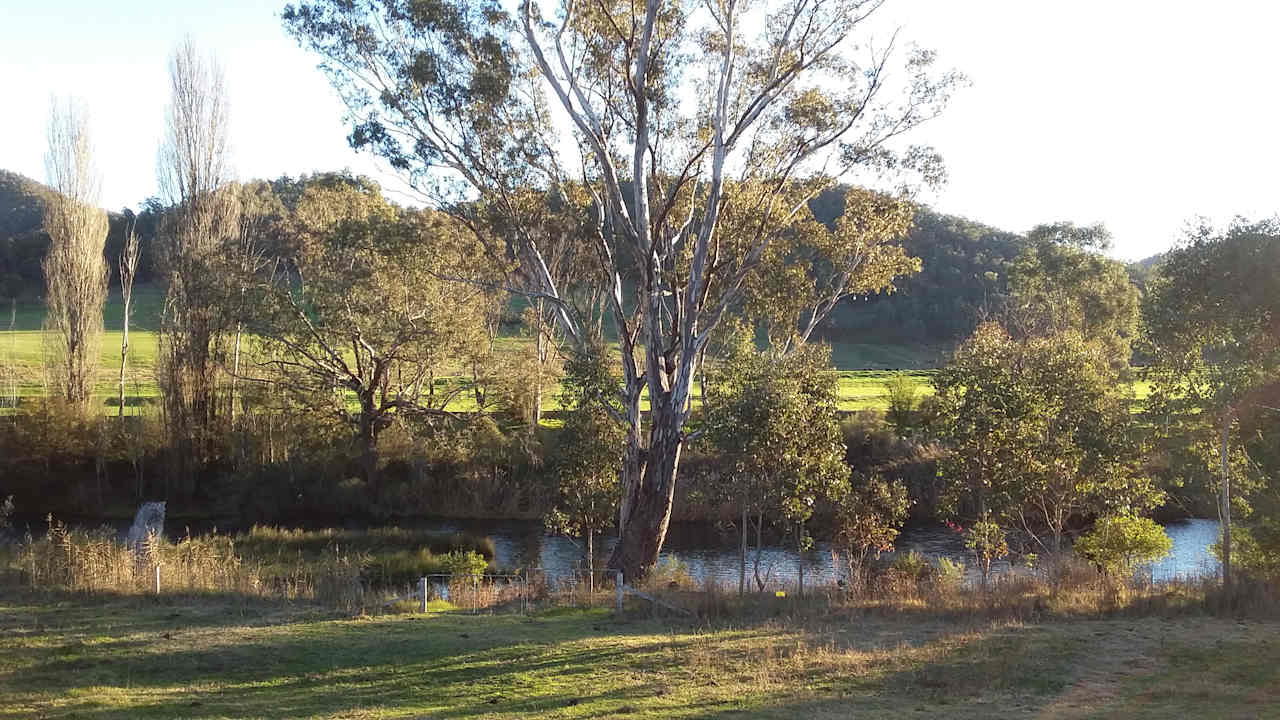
0 169 52 300
2 169 1033 363
0 169 155 303
809 187 1027 348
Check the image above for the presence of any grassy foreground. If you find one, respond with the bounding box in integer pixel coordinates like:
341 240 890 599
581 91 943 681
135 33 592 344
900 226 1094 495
1 592 1277 719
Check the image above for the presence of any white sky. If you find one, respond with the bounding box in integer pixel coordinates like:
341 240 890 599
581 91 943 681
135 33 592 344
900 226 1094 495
1 0 1276 261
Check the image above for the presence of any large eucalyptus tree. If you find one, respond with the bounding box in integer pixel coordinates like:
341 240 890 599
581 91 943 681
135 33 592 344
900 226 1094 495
284 0 958 579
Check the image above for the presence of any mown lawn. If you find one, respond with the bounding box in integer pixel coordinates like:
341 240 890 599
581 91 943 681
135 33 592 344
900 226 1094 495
1 592 1277 719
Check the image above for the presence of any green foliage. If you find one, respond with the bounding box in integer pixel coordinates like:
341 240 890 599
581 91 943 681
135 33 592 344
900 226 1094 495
935 556 966 590
835 474 911 585
818 203 1026 343
1142 219 1280 577
1232 523 1280 583
741 185 921 352
883 373 920 437
1075 514 1172 576
963 515 1009 581
545 343 624 547
890 549 931 580
243 178 498 479
934 323 1161 554
1008 224 1140 370
704 335 850 543
440 550 489 579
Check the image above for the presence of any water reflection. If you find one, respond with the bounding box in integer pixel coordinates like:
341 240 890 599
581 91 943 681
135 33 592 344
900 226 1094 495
16 512 1220 588
420 517 1222 587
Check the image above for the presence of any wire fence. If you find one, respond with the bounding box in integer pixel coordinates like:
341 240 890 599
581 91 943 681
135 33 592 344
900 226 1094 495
375 569 628 615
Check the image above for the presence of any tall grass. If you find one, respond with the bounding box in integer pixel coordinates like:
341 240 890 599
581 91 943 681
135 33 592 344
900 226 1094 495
14 519 373 612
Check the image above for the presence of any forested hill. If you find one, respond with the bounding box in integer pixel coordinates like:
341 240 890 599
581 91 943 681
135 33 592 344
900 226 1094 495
4 167 1087 351
0 169 151 301
0 169 51 300
809 186 1027 346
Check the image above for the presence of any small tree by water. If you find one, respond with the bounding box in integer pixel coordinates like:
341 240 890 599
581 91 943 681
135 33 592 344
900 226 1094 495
1075 514 1172 577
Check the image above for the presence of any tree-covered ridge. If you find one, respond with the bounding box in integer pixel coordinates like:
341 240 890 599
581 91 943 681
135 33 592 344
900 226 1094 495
0 169 160 301
0 169 52 300
812 191 1027 344
2 167 1030 350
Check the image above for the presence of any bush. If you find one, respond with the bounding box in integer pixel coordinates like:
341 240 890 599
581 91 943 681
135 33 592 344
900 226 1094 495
883 374 919 437
1233 522 1280 583
890 549 931 580
441 550 489 579
963 516 1009 583
647 555 693 589
935 556 966 591
1075 514 1172 576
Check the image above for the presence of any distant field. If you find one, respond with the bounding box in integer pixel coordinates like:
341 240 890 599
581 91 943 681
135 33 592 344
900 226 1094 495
2 286 939 415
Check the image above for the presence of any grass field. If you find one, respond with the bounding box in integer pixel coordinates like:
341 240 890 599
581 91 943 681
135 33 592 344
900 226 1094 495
1 286 940 415
1 592 1277 719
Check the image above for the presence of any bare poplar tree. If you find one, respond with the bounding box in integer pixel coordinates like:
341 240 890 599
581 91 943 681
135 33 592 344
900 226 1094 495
117 216 140 417
155 37 241 482
42 97 110 410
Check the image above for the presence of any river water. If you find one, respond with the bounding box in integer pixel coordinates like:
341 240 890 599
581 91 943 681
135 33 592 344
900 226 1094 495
16 513 1220 588
414 517 1223 588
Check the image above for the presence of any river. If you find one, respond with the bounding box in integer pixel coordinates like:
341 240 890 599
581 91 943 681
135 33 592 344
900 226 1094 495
412 517 1223 588
13 513 1221 588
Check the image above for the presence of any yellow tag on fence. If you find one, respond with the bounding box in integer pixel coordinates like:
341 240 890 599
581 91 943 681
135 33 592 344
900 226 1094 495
775 591 786 598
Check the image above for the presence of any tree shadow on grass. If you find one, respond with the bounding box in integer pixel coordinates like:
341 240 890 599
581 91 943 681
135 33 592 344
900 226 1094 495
2 594 698 719
7 592 1257 720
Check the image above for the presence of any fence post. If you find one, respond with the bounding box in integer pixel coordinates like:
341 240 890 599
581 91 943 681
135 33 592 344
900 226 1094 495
419 576 428 613
615 570 623 612
154 564 161 594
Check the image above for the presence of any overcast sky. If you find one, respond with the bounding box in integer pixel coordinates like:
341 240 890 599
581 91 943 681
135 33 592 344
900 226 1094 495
2 0 1276 261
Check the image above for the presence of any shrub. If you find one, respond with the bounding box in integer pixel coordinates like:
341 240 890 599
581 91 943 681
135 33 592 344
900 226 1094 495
890 549 931 580
1233 522 1280 583
963 516 1009 584
1076 514 1172 576
883 374 919 437
441 550 489 579
835 475 910 590
647 555 693 589
935 556 966 591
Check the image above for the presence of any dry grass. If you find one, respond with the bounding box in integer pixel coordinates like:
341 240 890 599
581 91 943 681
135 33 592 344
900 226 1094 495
14 519 368 611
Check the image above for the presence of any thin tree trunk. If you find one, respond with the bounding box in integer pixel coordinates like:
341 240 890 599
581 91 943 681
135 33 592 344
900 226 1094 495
230 323 242 422
739 504 747 596
1220 416 1232 592
754 509 765 592
359 396 380 487
587 529 594 593
118 308 128 418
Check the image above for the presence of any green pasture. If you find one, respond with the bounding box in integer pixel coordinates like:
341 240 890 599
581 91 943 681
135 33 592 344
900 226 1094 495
0 287 938 415
1 592 1277 719
4 288 1156 417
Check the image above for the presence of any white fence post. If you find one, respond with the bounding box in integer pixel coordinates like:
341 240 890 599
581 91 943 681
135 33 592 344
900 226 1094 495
154 564 161 594
615 570 623 612
419 576 428 613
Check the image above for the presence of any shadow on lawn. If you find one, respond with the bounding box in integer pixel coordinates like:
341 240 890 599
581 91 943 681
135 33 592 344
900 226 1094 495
0 589 1119 720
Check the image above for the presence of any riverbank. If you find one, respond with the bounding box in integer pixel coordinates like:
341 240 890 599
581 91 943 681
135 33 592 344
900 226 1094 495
1 591 1277 719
